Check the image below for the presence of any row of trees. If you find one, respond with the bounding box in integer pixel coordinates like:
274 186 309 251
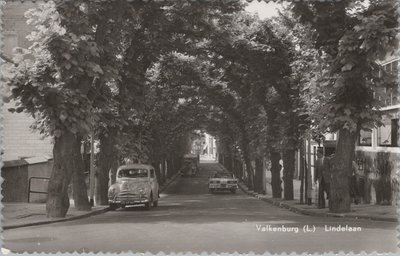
6 0 398 217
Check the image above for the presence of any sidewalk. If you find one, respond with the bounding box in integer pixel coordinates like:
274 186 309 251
2 169 182 230
217 164 397 222
2 202 109 230
238 182 397 222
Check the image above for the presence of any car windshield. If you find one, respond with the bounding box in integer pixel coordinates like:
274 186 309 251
213 173 233 178
118 169 148 178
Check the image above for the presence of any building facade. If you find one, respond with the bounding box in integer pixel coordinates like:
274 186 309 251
354 55 399 205
294 54 399 206
1 0 53 161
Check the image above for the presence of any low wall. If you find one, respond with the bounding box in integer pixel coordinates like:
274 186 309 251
1 160 29 202
354 150 398 205
1 157 53 203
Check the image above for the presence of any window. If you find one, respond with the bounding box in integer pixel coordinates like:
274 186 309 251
378 59 399 106
378 120 392 146
359 130 372 146
378 116 399 147
394 119 400 147
382 60 398 76
118 169 148 178
325 133 337 141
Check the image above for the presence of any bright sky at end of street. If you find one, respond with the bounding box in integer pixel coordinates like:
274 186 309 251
245 1 284 19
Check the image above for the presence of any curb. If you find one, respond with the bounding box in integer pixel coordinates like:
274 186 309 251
3 207 110 230
159 169 183 193
4 169 184 230
215 163 397 223
237 182 397 223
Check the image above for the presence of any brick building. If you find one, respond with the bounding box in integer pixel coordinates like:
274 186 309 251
1 0 53 161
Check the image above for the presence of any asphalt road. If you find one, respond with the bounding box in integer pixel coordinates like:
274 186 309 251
3 162 398 254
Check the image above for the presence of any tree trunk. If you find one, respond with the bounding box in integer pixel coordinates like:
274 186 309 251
161 160 166 184
239 129 254 189
243 155 254 190
226 155 232 172
329 128 357 213
167 159 173 178
282 149 295 200
236 159 243 181
299 141 305 204
46 130 78 218
154 161 162 184
72 137 91 210
97 132 118 205
270 151 282 198
254 157 264 194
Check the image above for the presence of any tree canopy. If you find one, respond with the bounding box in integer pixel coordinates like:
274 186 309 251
5 0 398 216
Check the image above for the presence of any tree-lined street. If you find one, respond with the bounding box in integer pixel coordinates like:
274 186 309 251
3 0 398 217
2 0 399 253
3 162 398 253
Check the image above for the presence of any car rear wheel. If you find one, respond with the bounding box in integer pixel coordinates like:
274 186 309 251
230 189 236 194
153 200 158 207
209 188 214 194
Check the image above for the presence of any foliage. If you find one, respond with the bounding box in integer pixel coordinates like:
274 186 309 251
291 0 399 133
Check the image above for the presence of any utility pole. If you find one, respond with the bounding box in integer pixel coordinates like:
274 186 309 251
89 134 95 206
299 139 305 204
306 138 313 205
138 130 142 164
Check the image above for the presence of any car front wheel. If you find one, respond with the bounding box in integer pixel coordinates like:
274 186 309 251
144 202 151 210
145 194 153 210
109 203 118 211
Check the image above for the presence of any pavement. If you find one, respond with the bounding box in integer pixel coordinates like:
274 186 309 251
3 161 398 253
2 203 109 230
2 168 183 230
2 161 396 232
212 163 398 222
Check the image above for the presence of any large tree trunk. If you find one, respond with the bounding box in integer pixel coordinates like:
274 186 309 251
219 153 223 164
329 128 358 213
161 159 166 185
270 151 282 198
243 155 254 190
167 159 173 178
72 137 91 211
97 132 118 205
46 130 79 218
154 161 162 184
282 149 295 200
254 157 264 194
236 159 243 181
239 128 254 189
226 155 233 172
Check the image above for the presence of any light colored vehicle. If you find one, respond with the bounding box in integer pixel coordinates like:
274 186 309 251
108 164 159 210
182 154 199 177
208 172 238 194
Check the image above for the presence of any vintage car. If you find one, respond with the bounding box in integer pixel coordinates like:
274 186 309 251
108 164 159 210
181 154 199 177
208 172 238 194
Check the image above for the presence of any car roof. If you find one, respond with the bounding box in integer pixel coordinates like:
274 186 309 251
117 164 154 171
214 172 234 176
184 154 197 158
